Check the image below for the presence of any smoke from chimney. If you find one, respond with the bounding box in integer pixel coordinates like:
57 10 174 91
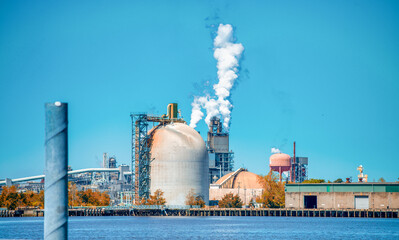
271 148 281 154
189 24 244 131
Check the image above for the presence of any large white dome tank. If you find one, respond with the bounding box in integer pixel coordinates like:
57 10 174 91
149 122 209 205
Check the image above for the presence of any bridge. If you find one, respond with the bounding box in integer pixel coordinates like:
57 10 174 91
0 168 132 186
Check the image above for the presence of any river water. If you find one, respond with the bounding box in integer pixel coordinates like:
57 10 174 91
0 216 398 239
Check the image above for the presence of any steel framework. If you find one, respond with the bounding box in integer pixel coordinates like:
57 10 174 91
207 117 234 183
131 114 151 204
120 191 134 206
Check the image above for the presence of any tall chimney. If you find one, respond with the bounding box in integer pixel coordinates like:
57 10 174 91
292 141 296 182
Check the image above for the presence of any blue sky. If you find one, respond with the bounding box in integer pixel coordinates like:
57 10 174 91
0 0 398 181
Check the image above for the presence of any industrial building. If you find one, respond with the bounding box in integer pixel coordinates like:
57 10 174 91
207 117 234 184
131 103 209 205
3 103 210 207
285 182 399 209
209 168 263 206
0 155 133 206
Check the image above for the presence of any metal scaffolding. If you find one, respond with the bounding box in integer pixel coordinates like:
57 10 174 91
290 142 309 183
131 114 151 204
291 157 308 183
120 191 134 206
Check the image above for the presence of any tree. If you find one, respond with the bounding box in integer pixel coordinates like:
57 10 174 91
218 193 243 208
77 188 110 206
0 184 109 209
34 190 44 208
185 190 205 207
256 172 285 208
333 178 343 183
24 191 43 208
146 189 166 205
302 179 326 183
378 177 386 183
68 182 82 207
0 186 19 210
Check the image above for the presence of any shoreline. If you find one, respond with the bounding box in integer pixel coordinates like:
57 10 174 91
1 208 398 218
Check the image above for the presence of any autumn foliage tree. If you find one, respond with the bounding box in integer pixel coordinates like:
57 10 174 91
185 190 205 207
218 193 243 208
23 190 44 208
0 186 19 210
68 183 110 207
0 183 110 209
143 189 166 205
256 172 285 208
77 189 110 206
68 182 82 206
0 186 44 210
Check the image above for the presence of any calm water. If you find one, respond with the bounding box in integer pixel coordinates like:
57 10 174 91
0 216 398 239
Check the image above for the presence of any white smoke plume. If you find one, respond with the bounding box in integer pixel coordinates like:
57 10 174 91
189 97 205 129
189 24 244 131
271 148 281 154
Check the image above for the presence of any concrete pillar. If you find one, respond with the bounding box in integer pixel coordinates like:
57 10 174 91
44 102 68 240
5 178 12 186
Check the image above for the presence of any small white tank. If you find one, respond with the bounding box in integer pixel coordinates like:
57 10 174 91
150 123 209 205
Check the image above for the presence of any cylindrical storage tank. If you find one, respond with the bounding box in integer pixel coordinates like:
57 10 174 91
269 153 291 172
150 123 209 205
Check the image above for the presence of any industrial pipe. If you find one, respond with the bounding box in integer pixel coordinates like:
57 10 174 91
44 102 68 240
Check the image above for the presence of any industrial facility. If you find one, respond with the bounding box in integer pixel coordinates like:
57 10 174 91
0 154 133 206
207 117 234 184
3 101 398 213
1 103 218 207
131 103 209 205
269 142 308 183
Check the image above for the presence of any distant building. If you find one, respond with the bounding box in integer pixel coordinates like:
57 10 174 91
285 182 399 209
209 168 263 206
207 117 234 184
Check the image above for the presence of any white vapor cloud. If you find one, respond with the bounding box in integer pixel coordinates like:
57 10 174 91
189 24 244 131
271 148 281 154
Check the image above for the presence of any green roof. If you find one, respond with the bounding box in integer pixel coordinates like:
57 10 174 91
285 183 399 193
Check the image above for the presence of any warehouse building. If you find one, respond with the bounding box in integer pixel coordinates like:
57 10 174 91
285 183 399 209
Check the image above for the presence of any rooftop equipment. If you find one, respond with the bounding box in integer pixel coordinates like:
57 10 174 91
109 156 117 168
357 165 368 182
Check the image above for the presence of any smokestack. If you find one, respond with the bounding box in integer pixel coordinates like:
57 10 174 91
292 141 296 182
44 102 68 240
